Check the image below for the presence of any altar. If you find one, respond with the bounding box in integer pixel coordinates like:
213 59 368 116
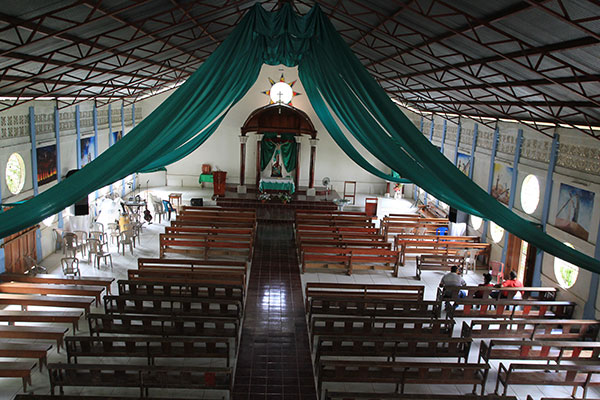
259 177 295 194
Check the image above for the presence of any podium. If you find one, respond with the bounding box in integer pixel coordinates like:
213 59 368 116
213 171 227 197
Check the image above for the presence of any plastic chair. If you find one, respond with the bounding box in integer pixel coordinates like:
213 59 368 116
89 230 104 243
90 221 104 233
61 257 80 276
62 232 78 258
436 227 448 236
162 200 177 220
87 238 112 270
107 223 120 246
150 195 166 223
119 230 135 256
73 230 88 257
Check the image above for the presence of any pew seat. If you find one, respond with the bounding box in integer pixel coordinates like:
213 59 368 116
0 310 82 332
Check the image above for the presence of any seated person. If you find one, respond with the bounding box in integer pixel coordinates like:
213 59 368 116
439 265 467 299
473 272 494 299
492 271 524 299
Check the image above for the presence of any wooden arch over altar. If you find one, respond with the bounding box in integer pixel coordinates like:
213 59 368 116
240 104 318 190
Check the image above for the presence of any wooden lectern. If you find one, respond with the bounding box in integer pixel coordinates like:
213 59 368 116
213 171 227 197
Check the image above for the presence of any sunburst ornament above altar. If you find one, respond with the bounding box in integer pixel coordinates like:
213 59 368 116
262 74 300 105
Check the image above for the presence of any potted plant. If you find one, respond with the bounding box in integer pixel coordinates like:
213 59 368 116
393 183 403 199
277 192 292 204
258 192 271 203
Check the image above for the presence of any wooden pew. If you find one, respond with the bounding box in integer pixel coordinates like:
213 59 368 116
117 279 244 305
495 363 600 398
317 360 489 397
479 339 600 365
398 240 491 266
87 313 239 344
308 297 441 319
138 257 248 277
103 295 242 318
394 234 480 246
159 233 253 260
301 246 401 276
462 319 600 341
66 336 230 366
0 361 36 392
438 286 558 301
296 225 380 235
0 273 114 294
416 254 465 279
0 293 94 314
324 393 516 400
296 209 368 217
305 283 424 309
127 269 246 291
296 214 375 227
449 299 575 319
0 281 104 306
48 363 232 396
170 218 256 229
297 231 386 243
299 238 392 249
315 336 472 364
310 317 454 341
15 396 190 400
0 342 51 371
0 325 68 351
381 217 449 240
0 310 83 332
180 206 256 217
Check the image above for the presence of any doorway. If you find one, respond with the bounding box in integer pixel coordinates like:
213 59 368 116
506 233 537 286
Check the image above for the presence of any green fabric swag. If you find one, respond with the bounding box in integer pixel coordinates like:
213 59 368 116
0 3 598 273
260 132 297 172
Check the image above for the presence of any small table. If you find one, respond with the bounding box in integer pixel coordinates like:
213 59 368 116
333 198 351 211
168 193 182 208
124 200 146 216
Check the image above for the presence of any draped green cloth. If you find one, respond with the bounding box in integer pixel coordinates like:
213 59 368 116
0 4 598 273
260 132 297 172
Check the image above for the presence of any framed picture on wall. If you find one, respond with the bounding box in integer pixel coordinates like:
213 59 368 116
36 144 57 185
555 182 595 241
491 162 513 205
456 152 471 176
80 137 95 167
112 130 122 143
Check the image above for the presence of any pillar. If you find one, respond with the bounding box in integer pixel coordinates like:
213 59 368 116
440 119 447 154
501 129 523 265
481 126 500 242
429 117 435 141
239 135 248 186
531 133 559 287
120 103 126 198
468 124 478 180
584 225 600 318
29 106 42 261
108 104 113 194
75 105 82 169
309 138 318 188
453 121 462 166
295 136 302 190
93 105 99 200
55 107 64 229
255 134 263 189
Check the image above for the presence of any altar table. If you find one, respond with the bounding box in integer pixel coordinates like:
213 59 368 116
259 177 295 194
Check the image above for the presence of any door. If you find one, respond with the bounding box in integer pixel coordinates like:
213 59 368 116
506 232 537 286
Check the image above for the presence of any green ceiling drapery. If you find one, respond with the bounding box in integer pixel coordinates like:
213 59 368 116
0 3 598 273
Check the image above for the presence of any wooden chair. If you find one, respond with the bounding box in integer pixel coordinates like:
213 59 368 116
87 238 113 270
60 257 80 277
343 181 356 205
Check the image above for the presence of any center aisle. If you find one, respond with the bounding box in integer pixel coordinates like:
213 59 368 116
233 222 317 400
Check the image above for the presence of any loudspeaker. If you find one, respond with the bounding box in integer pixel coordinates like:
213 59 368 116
449 207 469 224
66 169 89 216
191 198 203 207
448 207 458 223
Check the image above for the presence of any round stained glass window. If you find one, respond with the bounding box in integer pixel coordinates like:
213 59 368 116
554 242 579 289
520 174 540 214
269 82 293 104
470 215 483 230
5 153 26 195
490 222 504 243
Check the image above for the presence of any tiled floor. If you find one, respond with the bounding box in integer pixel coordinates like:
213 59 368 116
233 222 317 400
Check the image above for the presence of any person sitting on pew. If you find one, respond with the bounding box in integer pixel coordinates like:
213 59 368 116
474 272 494 299
491 270 523 299
439 265 466 309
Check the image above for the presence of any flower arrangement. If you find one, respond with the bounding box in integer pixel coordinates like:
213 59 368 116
277 192 292 203
393 183 403 192
257 192 272 202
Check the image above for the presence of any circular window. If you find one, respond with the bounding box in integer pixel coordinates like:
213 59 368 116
520 174 540 214
470 215 483 230
554 242 579 289
490 222 505 243
269 82 293 104
42 214 57 227
5 153 26 195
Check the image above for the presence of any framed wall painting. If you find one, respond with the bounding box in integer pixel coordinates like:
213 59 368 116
80 137 95 167
456 152 471 176
555 182 595 241
491 162 513 205
111 130 122 144
36 144 57 185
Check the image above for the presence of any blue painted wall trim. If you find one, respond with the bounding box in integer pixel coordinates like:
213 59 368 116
440 119 447 155
532 133 559 286
131 104 137 193
55 107 63 229
453 122 461 165
29 106 39 196
108 104 113 194
584 225 600 318
468 124 478 180
121 103 126 198
501 129 523 265
481 126 500 243
93 105 99 200
429 118 435 141
75 105 82 169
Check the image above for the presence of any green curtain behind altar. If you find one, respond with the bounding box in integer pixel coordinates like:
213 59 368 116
0 3 598 272
260 132 297 173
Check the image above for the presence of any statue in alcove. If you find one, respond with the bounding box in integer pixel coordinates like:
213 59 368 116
271 149 283 177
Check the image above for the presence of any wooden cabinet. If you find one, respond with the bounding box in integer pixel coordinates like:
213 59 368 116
213 171 227 197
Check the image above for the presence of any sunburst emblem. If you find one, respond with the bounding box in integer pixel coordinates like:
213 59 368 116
262 74 300 105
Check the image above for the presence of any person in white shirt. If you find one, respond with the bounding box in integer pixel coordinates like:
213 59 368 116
439 265 467 309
